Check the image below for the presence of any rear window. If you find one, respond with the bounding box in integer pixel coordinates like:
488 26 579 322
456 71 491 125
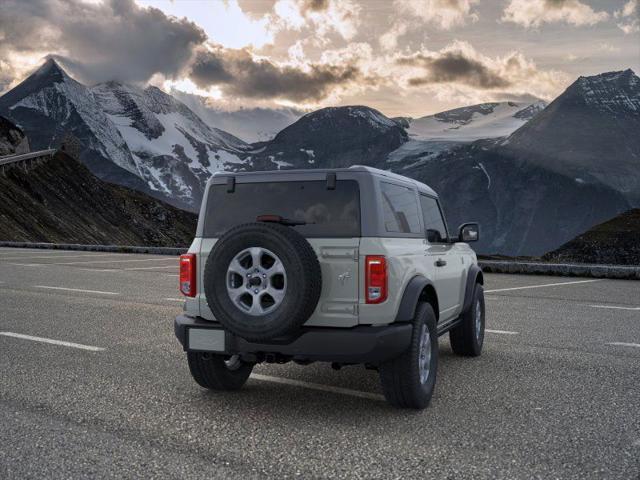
203 180 360 238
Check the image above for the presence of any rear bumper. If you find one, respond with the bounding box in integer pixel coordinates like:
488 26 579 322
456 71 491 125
174 314 411 364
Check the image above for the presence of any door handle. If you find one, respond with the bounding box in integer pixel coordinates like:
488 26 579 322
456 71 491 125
435 259 447 267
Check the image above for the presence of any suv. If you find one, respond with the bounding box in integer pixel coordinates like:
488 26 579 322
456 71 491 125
174 166 484 409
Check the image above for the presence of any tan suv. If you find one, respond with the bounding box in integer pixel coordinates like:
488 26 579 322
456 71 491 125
174 166 484 409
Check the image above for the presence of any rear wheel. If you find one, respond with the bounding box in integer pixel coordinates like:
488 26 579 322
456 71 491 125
379 302 438 409
450 283 485 356
187 352 254 391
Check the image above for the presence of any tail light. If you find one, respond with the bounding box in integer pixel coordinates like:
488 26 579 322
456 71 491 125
179 254 196 297
365 255 387 304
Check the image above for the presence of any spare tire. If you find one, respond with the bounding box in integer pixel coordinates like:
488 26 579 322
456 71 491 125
204 222 322 342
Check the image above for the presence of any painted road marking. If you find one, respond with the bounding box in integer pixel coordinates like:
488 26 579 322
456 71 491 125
165 274 179 277
606 342 640 349
250 373 385 401
34 285 119 295
79 268 119 272
11 258 174 266
486 279 600 293
0 332 105 351
589 305 640 311
486 329 519 335
124 265 177 271
0 253 124 261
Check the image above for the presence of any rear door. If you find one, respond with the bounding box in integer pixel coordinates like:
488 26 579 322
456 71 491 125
200 178 361 327
419 194 464 320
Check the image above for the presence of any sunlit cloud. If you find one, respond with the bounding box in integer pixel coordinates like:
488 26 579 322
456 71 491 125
396 0 479 30
614 0 639 34
502 0 609 28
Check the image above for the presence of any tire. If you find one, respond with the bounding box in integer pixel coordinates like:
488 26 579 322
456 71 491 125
187 352 254 391
204 222 322 342
379 303 438 409
450 283 485 357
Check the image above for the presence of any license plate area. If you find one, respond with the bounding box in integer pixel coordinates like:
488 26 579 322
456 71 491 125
187 328 226 352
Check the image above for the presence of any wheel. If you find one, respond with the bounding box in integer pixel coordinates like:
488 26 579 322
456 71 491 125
450 283 485 357
379 302 438 409
203 222 322 342
187 352 254 391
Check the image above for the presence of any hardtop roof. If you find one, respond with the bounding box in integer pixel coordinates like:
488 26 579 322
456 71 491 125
211 165 438 197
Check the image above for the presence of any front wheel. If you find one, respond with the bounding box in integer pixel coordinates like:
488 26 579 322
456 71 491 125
187 352 254 391
450 283 485 357
379 302 438 409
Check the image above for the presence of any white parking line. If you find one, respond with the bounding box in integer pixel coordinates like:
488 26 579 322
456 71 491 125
79 268 119 272
124 265 177 271
606 342 640 349
486 329 519 335
250 373 385 401
0 332 105 351
164 298 185 302
486 279 600 293
34 285 119 295
165 274 179 277
589 305 640 311
12 258 174 266
0 253 122 261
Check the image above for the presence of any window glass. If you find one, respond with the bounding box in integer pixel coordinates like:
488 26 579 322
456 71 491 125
420 195 448 243
380 182 421 234
204 180 360 238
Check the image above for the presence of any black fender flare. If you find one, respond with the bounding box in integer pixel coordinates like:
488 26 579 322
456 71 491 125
461 264 484 314
394 276 437 323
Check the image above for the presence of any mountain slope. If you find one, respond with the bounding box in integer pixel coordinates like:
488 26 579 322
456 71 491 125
0 59 251 210
0 150 196 245
172 91 302 143
246 106 408 170
0 116 29 155
406 101 546 142
396 70 640 256
503 69 640 203
543 209 640 265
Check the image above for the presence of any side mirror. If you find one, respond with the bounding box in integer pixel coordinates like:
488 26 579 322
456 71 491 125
458 223 479 242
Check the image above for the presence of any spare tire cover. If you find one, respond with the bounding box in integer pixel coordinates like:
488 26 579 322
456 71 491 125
204 222 322 342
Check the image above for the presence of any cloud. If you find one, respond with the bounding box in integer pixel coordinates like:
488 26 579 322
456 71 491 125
189 46 362 102
394 41 568 102
379 22 409 51
502 0 609 28
272 0 361 40
615 0 639 34
396 0 479 30
0 0 205 85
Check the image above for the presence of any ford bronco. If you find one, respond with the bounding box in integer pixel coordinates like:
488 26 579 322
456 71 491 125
174 166 484 409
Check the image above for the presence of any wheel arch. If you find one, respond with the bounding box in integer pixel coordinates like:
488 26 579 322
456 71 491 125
461 264 483 314
395 276 440 322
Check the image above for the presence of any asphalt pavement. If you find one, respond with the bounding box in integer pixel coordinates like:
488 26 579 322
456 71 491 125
0 247 639 479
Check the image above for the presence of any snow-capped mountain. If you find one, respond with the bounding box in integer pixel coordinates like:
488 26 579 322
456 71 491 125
405 101 546 142
400 69 640 256
172 90 302 143
0 59 251 210
244 106 407 171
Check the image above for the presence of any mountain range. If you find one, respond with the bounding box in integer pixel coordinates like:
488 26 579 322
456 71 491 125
1 59 638 256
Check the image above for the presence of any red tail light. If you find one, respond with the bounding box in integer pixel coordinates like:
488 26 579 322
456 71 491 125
179 254 196 297
365 255 387 304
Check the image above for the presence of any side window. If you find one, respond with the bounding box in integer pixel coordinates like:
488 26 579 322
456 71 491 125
420 195 448 243
380 182 421 234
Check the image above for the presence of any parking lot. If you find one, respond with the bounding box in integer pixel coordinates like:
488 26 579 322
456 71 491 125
0 247 639 479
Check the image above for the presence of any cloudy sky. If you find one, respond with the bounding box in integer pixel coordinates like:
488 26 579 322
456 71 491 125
1 0 638 116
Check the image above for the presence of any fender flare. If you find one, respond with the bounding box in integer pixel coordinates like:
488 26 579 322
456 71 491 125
461 264 484 314
394 276 436 323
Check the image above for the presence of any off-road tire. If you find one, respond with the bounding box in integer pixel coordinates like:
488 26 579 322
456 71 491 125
187 352 254 391
204 222 322 342
450 283 485 357
379 302 438 409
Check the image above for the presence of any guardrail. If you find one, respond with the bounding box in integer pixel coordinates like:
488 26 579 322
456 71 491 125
479 260 640 280
0 149 57 171
0 242 638 278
